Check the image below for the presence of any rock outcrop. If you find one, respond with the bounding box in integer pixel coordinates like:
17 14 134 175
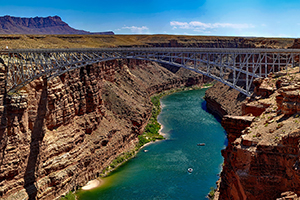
214 68 300 199
221 115 255 144
0 60 208 199
204 82 247 118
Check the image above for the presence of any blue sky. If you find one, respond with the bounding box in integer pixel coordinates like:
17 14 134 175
1 0 300 37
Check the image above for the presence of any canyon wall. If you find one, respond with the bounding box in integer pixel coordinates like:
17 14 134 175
1 35 299 200
0 60 209 200
204 82 247 118
209 70 300 199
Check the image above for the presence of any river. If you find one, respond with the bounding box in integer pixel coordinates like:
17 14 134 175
77 88 226 200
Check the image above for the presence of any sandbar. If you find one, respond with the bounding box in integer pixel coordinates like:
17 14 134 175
81 179 102 190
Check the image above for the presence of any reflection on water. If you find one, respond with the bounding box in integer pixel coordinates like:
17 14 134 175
77 89 226 200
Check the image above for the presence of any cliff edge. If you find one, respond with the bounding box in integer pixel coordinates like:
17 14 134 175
212 68 300 199
204 82 247 118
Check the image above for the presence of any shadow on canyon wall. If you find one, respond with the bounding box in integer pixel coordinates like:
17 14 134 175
0 65 7 186
24 79 47 200
0 94 7 175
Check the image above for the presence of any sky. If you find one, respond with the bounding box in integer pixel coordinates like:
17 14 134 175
1 0 300 37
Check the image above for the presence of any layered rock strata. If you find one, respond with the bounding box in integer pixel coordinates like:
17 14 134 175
0 60 208 200
221 115 255 144
205 82 247 118
215 69 300 199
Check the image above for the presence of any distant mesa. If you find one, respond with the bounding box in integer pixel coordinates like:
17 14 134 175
0 15 114 35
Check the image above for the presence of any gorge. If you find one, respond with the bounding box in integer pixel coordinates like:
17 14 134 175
77 88 226 200
1 35 300 199
0 58 210 199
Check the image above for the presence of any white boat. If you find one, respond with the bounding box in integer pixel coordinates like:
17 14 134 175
187 168 193 173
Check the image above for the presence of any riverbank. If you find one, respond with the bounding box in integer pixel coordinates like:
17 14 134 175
76 85 211 193
59 85 214 200
77 87 225 200
81 179 103 190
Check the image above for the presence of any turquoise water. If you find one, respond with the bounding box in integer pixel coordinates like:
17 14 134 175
78 89 226 200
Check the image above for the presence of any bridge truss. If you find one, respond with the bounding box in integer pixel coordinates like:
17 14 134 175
1 47 300 96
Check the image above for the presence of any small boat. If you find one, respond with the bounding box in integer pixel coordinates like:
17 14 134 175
187 168 193 173
143 150 149 153
197 143 205 146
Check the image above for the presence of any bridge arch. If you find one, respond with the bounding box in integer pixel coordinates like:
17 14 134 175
2 47 300 96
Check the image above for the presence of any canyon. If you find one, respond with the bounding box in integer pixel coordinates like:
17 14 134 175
1 35 300 199
0 58 209 199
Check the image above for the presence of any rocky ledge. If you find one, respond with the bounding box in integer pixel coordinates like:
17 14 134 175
212 68 300 199
204 82 247 118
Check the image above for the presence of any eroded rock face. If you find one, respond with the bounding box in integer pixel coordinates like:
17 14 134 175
215 70 300 200
276 84 300 115
0 60 207 200
221 115 254 144
204 82 247 118
219 128 300 200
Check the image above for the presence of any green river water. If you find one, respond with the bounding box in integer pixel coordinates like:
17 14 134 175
77 88 226 200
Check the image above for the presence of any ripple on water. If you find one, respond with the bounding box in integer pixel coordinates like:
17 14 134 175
78 88 225 200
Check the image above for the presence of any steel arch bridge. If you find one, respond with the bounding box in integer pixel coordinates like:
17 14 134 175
1 47 300 96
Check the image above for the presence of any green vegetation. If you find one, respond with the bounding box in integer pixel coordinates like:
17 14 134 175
7 89 25 96
102 86 209 176
60 191 77 200
109 151 135 169
208 187 216 199
277 123 283 128
203 82 214 87
136 95 164 149
264 123 268 127
136 85 209 149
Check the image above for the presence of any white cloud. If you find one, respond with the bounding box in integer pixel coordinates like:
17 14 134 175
121 25 149 33
170 21 254 32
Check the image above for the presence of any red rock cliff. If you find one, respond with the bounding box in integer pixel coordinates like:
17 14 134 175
205 82 247 118
215 69 300 199
0 60 208 199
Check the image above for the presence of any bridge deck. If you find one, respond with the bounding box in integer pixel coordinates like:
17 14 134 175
1 47 300 95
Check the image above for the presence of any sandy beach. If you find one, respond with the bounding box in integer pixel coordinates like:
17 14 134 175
81 98 169 191
81 179 103 190
158 123 167 138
